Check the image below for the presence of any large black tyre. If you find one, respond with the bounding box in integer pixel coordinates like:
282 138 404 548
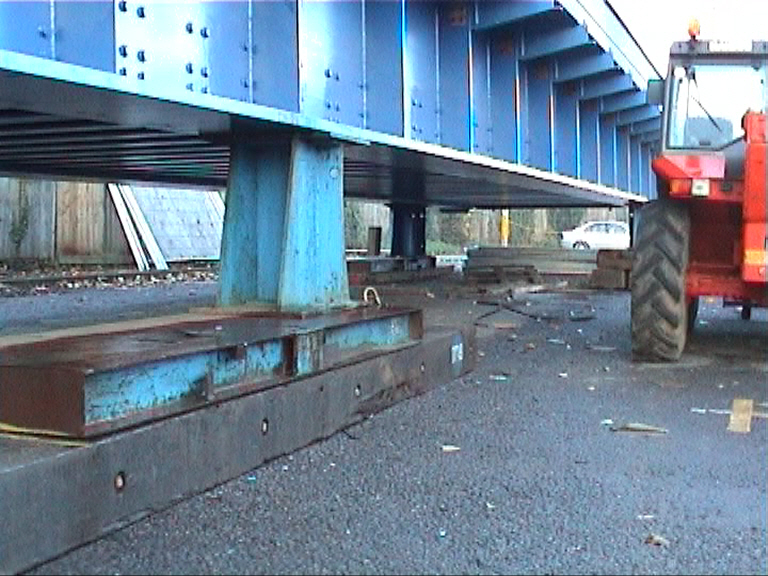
631 199 691 362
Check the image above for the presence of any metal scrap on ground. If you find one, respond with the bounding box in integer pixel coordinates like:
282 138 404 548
610 422 668 435
645 533 671 547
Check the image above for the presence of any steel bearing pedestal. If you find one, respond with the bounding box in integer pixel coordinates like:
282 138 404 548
0 134 475 573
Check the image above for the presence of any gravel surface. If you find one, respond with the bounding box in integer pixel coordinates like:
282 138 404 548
6 281 766 575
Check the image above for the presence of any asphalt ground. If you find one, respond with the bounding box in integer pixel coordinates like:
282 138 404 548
2 277 766 575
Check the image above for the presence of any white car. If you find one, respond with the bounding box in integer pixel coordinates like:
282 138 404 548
559 221 630 250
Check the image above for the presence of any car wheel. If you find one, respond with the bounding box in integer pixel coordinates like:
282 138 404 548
573 241 589 250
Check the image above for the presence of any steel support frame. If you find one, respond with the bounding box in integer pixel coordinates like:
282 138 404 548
0 325 477 575
0 307 426 437
580 72 634 100
219 133 351 311
519 24 592 62
600 90 645 115
391 203 427 258
473 1 557 30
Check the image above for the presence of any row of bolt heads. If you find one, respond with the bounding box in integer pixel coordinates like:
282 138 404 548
117 0 211 38
117 46 209 77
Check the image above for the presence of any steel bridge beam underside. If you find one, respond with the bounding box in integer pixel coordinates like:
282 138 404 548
0 0 660 306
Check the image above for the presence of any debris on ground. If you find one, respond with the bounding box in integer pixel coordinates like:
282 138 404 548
610 422 668 435
644 533 670 547
558 372 568 378
489 374 509 381
441 445 461 453
587 344 617 352
727 398 754 434
0 262 218 297
568 307 597 322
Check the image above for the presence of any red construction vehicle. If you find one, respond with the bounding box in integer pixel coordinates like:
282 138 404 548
631 21 768 361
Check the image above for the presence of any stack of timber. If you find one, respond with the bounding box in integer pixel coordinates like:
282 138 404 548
465 246 598 284
347 255 451 285
589 249 632 290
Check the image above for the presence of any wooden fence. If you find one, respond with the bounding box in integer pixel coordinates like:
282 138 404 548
0 177 132 264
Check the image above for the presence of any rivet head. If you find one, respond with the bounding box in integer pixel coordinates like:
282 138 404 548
137 50 145 62
186 62 194 74
136 6 145 18
186 83 194 91
185 22 193 33
118 67 127 76
200 27 210 38
118 45 128 57
200 67 209 78
137 72 144 80
118 0 127 12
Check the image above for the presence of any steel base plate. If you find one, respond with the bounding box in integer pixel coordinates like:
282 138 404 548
0 325 474 574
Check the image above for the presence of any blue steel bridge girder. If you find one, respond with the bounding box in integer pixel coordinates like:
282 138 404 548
631 117 661 136
550 51 617 180
630 133 644 192
616 105 660 126
599 112 618 187
0 0 661 205
580 72 635 100
600 90 646 115
519 24 593 61
553 80 580 178
579 98 600 182
555 51 617 84
519 58 555 171
473 1 559 30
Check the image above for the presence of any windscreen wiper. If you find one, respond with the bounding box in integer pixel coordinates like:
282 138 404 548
690 75 724 133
